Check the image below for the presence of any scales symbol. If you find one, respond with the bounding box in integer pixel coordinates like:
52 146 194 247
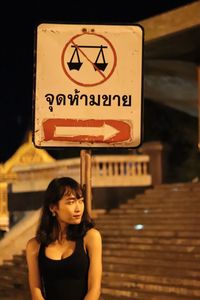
67 45 108 71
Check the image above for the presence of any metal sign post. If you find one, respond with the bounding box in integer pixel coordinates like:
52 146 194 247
198 66 200 151
80 149 92 216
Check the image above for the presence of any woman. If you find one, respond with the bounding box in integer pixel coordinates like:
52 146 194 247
26 177 102 300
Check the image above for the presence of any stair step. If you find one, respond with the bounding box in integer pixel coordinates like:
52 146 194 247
119 205 200 211
153 182 200 190
103 249 200 260
101 286 200 299
100 294 133 300
102 280 200 298
0 290 30 300
127 196 200 203
103 271 200 288
110 209 200 215
103 256 200 270
101 229 200 238
98 213 200 220
96 218 200 225
103 242 200 253
103 236 200 246
103 263 200 278
99 224 200 231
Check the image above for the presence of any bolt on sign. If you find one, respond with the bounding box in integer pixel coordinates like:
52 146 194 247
33 23 144 148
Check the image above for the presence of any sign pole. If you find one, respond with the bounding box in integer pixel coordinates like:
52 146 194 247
80 150 86 187
85 149 92 216
80 149 92 216
198 66 200 151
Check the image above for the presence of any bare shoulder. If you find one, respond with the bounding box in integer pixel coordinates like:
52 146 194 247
26 237 40 256
85 228 101 238
85 228 102 246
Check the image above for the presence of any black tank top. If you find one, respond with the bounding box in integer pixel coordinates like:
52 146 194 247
38 237 89 300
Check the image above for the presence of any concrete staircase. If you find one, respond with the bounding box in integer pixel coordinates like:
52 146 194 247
1 181 200 299
98 181 200 299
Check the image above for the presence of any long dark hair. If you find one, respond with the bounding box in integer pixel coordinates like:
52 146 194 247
36 177 94 245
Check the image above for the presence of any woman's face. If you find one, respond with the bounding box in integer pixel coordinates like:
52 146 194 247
52 188 85 226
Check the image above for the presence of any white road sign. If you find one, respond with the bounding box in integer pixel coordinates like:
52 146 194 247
33 23 144 148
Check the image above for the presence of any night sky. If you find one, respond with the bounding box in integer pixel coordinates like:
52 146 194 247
0 0 196 162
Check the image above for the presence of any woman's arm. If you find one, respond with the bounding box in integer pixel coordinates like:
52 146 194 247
26 237 45 300
84 228 102 300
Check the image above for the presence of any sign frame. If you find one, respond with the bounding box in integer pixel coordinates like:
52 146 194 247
32 22 144 149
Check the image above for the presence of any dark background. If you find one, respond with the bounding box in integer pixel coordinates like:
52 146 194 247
0 0 197 164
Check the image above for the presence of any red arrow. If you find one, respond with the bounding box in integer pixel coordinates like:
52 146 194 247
42 119 131 143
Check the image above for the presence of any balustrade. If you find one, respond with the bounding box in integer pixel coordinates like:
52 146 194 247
1 154 152 231
92 155 151 187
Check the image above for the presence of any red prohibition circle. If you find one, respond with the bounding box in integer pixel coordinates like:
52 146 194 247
61 32 117 87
